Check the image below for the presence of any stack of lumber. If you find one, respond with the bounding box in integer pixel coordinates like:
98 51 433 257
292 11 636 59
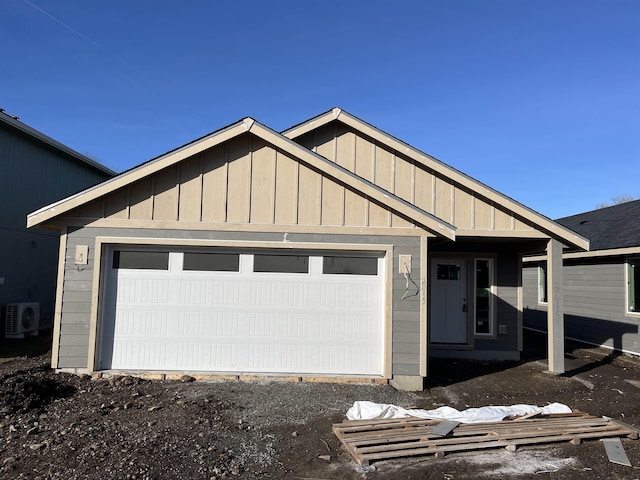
332 411 639 465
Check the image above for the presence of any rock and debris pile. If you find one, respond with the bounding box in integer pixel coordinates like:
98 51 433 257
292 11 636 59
0 356 253 479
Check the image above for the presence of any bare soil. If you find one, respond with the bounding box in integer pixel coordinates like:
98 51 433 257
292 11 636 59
1 331 640 479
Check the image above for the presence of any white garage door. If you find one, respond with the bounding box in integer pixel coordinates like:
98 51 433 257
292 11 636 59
99 248 385 376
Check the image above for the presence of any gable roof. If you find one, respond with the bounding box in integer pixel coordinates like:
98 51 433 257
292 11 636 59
556 199 640 251
0 111 116 176
283 108 589 251
27 117 456 239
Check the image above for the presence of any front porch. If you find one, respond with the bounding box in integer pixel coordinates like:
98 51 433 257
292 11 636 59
417 237 567 386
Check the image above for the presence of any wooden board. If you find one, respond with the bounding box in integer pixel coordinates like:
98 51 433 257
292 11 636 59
333 411 639 466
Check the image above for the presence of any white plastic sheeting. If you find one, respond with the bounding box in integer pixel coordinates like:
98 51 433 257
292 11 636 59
345 401 572 424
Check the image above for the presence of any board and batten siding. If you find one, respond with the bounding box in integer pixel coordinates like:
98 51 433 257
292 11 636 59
66 133 420 232
292 122 537 235
523 259 640 355
56 227 424 376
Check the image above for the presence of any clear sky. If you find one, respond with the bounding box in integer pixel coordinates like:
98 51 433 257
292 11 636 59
2 0 639 219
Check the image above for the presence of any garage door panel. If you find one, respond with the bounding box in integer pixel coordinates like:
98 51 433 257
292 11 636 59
177 312 240 337
178 279 242 305
318 345 381 374
319 314 380 341
248 280 311 308
176 342 239 370
247 343 310 372
112 339 169 369
116 277 170 304
319 281 381 310
248 313 310 338
111 310 169 337
101 250 385 376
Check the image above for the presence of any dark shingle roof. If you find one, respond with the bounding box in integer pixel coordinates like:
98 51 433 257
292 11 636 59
556 200 640 251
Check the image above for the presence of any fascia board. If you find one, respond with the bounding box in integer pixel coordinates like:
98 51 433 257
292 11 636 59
523 245 640 262
281 107 341 139
284 108 589 251
27 119 251 228
250 121 456 240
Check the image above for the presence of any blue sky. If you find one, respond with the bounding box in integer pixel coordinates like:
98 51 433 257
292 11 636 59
2 1 639 219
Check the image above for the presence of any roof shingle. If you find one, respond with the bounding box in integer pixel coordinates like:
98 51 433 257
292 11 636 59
556 200 640 251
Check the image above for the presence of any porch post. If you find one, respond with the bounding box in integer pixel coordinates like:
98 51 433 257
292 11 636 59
547 239 564 374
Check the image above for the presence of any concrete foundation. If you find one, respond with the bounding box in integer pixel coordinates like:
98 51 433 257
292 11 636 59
389 374 424 391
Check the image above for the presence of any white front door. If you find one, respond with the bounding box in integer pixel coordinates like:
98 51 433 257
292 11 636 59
430 259 469 344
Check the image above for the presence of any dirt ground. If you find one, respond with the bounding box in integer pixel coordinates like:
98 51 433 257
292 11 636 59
1 331 640 480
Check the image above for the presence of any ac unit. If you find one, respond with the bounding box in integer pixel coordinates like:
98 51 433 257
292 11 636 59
5 302 40 339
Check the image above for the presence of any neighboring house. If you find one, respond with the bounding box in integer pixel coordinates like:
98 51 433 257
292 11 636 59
28 108 588 390
0 111 115 335
523 200 640 356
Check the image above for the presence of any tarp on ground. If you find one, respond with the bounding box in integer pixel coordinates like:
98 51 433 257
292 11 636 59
345 401 572 424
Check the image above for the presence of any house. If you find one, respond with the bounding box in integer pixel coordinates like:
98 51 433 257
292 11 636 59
27 108 588 390
0 111 115 335
523 200 640 356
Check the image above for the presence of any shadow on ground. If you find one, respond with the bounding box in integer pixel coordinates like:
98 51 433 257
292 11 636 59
0 333 52 362
425 329 633 390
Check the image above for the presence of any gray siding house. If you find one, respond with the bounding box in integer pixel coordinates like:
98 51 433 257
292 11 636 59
1 111 115 334
524 200 640 356
28 108 588 390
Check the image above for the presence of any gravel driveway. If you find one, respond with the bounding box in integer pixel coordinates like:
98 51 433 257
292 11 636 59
1 331 639 479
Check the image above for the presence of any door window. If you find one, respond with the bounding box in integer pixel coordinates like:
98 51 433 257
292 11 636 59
437 264 461 280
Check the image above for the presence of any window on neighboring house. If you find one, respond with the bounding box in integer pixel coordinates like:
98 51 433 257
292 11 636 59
628 259 640 313
474 259 494 335
538 262 548 304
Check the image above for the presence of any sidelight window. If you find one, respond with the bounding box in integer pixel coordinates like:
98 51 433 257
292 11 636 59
474 259 494 336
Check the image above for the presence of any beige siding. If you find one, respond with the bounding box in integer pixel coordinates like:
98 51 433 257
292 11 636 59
104 189 128 219
414 166 434 214
475 198 493 230
297 164 322 225
226 135 251 223
274 152 299 224
335 124 355 170
129 177 153 220
65 132 422 232
494 206 513 230
178 156 203 222
434 177 453 224
316 127 342 225
454 187 473 229
201 144 228 223
153 164 179 221
291 122 543 236
249 138 276 224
